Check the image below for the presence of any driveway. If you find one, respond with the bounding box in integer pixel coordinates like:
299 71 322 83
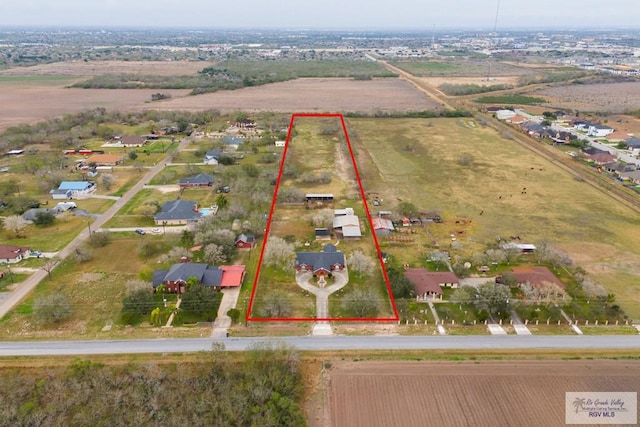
295 270 349 319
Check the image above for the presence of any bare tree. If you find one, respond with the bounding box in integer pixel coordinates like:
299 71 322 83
309 209 334 228
41 256 60 280
260 291 292 318
347 251 375 277
475 281 511 316
263 236 296 271
3 215 28 237
341 288 380 318
33 294 73 325
73 245 93 263
485 248 506 265
98 173 115 191
456 152 474 167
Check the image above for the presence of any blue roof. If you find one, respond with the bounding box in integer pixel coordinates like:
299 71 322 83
58 181 94 191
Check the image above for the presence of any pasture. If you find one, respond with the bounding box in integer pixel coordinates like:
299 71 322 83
347 117 640 318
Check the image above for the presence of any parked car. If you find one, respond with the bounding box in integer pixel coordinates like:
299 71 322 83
31 250 42 258
135 229 146 235
151 228 162 234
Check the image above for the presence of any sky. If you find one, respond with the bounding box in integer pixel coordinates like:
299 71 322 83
0 0 638 30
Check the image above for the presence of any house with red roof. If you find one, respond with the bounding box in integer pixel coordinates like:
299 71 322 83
0 245 30 263
508 266 567 300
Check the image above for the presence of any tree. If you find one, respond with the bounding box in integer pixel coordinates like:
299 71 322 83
98 173 115 191
180 285 222 319
41 256 60 280
203 243 227 264
135 203 158 218
88 231 111 247
260 291 292 318
242 164 259 178
475 282 511 316
33 294 73 325
451 286 477 305
3 215 28 237
263 237 295 272
122 289 156 324
341 288 380 318
73 245 93 263
33 211 55 226
309 209 334 228
128 151 138 160
215 194 228 211
347 251 375 277
387 267 415 299
397 201 417 217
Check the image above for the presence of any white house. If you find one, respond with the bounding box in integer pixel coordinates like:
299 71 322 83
274 140 286 147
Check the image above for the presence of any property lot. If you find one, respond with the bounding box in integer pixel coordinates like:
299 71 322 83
326 360 640 427
346 117 640 318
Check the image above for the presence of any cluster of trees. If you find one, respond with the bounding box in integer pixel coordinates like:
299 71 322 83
0 342 306 426
344 109 473 119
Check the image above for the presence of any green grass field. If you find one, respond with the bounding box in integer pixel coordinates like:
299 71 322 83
347 117 640 319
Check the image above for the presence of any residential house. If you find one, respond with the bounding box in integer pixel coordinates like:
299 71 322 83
179 173 214 188
624 137 640 154
587 124 614 138
506 114 528 125
603 161 636 175
119 136 147 147
85 154 124 166
371 217 394 236
550 131 575 144
295 244 345 277
333 214 362 239
152 262 246 293
521 123 548 138
154 199 201 225
203 150 223 165
606 130 632 142
22 207 60 223
587 152 617 165
509 266 567 299
619 170 640 184
404 268 459 301
50 181 95 199
0 245 30 263
235 234 256 249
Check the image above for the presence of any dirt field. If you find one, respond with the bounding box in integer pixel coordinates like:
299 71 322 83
325 360 640 427
140 78 438 114
535 82 640 113
0 60 208 77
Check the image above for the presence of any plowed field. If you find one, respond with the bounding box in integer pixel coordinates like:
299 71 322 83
326 360 640 427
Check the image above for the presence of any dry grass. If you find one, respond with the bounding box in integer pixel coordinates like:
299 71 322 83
347 117 640 318
535 82 640 113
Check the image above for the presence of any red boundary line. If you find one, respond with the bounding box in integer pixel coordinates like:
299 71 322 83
246 113 399 322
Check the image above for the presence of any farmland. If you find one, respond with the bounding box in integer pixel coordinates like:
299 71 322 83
325 359 640 427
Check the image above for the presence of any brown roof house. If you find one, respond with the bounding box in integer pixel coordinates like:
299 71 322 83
404 268 459 301
0 245 30 263
510 266 567 301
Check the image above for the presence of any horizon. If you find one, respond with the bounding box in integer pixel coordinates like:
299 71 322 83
2 0 639 30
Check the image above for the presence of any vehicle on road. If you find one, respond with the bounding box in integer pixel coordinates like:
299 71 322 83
151 228 162 234
134 229 146 235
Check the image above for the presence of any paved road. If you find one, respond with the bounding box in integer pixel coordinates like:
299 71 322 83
0 139 190 320
1 335 640 356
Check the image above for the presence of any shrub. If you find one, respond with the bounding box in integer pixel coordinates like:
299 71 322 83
33 294 73 325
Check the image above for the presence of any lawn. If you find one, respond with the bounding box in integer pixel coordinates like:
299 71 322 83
347 117 640 319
